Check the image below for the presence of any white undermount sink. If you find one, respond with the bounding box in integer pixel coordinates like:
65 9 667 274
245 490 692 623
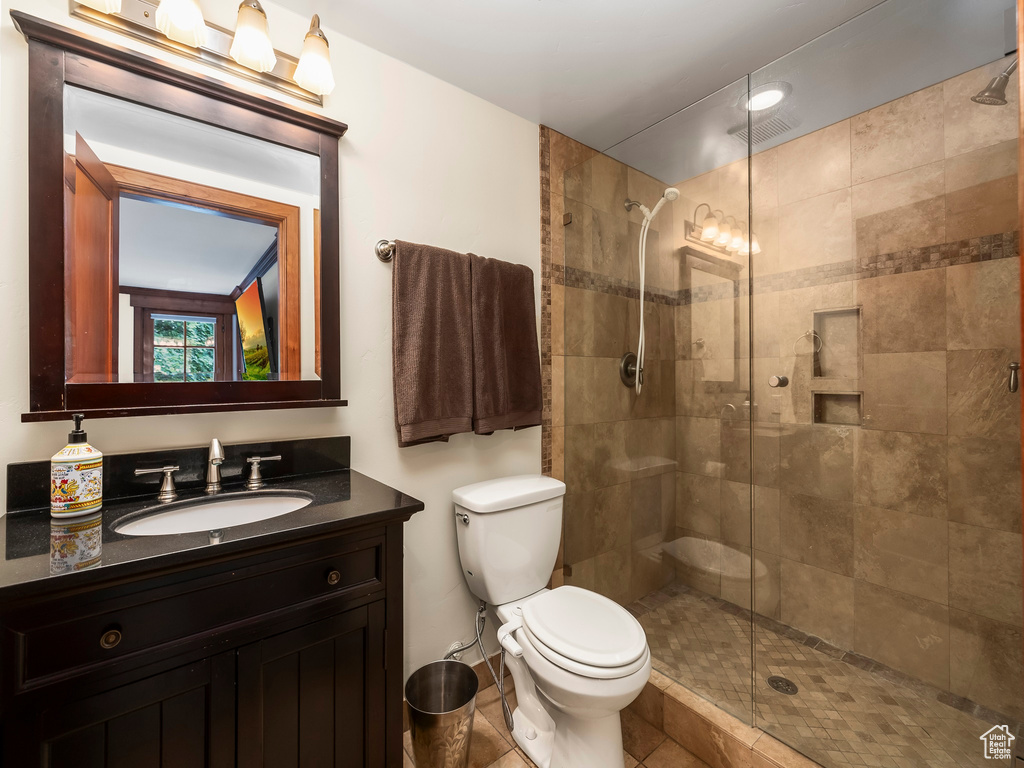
114 493 313 536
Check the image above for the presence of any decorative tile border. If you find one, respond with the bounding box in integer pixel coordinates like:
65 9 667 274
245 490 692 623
539 126 552 477
556 231 1019 308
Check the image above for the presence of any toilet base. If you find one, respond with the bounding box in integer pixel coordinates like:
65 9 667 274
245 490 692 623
512 705 625 768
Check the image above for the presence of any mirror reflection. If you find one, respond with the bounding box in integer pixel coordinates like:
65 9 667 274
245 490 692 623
63 85 322 384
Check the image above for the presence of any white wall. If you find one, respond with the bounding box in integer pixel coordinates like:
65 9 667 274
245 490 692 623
0 0 541 677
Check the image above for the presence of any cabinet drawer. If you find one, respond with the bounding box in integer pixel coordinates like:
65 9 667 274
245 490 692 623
12 535 383 689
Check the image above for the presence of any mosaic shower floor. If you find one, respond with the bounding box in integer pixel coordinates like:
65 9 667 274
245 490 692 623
632 582 1022 768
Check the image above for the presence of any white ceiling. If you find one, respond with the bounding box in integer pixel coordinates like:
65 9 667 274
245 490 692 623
271 0 884 152
607 0 1016 182
119 197 279 295
65 85 321 197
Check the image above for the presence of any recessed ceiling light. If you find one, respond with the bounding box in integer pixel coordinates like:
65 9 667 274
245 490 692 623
745 82 792 112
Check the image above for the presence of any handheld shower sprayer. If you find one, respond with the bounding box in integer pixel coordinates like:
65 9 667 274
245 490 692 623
622 187 679 394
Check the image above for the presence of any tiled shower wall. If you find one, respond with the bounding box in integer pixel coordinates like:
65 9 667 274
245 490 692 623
541 57 1024 724
673 58 1023 722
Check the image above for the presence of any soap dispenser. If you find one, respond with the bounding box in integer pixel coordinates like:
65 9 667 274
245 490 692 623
50 414 104 518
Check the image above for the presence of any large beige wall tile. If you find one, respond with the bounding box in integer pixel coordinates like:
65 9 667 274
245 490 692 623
853 429 947 518
851 160 944 220
946 258 1021 352
677 416 723 477
862 352 947 434
677 472 722 538
563 198 593 271
779 188 854 271
564 153 628 215
949 609 1024 722
949 522 1023 627
775 282 859 357
854 504 949 604
592 208 631 280
564 423 597 492
631 471 676 543
855 197 946 262
947 348 1021 440
851 84 944 184
593 545 633 604
945 139 1018 192
563 482 631 563
753 486 781 555
720 479 751 547
780 559 855 647
751 147 780 212
943 58 1020 158
853 581 950 690
551 355 564 427
551 283 565 355
716 157 750 219
780 492 855 576
859 269 946 354
946 176 1018 241
550 130 597 197
563 286 592 357
947 435 1022 533
777 121 852 205
779 424 856 500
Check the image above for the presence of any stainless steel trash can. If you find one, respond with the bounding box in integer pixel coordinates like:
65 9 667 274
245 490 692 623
405 660 479 768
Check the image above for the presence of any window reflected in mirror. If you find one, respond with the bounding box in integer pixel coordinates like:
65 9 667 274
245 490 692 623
62 85 323 385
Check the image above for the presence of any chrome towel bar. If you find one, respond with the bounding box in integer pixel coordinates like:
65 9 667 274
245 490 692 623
376 240 396 262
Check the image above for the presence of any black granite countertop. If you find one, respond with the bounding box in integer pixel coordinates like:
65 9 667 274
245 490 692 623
0 469 423 600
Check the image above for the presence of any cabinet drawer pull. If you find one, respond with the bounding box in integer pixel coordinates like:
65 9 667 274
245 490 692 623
326 570 342 586
100 628 122 650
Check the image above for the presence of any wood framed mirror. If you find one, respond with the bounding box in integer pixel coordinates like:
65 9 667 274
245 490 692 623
13 12 348 422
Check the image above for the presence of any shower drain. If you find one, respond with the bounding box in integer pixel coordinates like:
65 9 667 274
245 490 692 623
767 676 799 696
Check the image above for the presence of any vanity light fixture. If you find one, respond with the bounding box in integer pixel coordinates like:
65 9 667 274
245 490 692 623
294 14 336 96
78 0 122 13
69 0 335 106
230 0 277 73
155 0 206 48
685 204 760 260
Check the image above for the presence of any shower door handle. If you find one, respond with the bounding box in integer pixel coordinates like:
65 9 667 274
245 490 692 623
1009 362 1020 393
768 375 789 388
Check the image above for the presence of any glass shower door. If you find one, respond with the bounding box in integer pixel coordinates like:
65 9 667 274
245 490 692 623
750 1 1024 764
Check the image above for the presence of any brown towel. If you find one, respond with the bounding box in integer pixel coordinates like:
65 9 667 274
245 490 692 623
469 254 542 434
392 241 474 447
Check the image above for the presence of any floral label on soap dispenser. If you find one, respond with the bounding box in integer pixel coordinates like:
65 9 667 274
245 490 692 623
50 444 103 516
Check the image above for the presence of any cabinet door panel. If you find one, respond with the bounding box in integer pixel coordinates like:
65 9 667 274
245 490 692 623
8 654 235 768
238 601 386 768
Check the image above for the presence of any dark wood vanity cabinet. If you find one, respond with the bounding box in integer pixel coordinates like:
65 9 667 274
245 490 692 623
0 520 407 768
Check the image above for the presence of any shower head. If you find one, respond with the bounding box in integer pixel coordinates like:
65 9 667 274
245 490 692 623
972 57 1018 105
663 188 680 201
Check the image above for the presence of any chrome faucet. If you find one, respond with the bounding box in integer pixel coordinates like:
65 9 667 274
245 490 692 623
206 438 225 494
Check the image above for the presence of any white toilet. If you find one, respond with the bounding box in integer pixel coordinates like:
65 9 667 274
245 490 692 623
453 475 651 768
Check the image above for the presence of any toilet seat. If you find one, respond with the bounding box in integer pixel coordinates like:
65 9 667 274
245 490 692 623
519 586 649 679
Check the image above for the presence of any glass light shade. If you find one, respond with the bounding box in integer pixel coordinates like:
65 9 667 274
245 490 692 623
738 238 751 256
714 226 732 246
294 20 335 96
155 0 206 48
747 88 785 111
750 234 762 255
230 2 277 73
730 227 744 250
78 0 123 13
699 213 719 242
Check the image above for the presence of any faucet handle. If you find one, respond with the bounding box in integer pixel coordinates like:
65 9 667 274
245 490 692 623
245 455 282 491
134 465 180 503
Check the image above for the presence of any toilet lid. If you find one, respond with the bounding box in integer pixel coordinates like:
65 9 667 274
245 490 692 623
520 586 647 668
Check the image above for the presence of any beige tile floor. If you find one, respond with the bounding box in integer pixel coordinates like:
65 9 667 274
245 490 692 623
403 678 710 768
638 582 1022 767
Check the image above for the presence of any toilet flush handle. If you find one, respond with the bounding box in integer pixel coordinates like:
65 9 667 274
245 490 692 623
496 617 524 658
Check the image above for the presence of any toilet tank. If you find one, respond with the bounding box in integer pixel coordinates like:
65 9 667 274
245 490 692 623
453 475 566 605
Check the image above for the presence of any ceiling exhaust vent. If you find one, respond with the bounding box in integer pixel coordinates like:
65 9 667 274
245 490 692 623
728 112 798 146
